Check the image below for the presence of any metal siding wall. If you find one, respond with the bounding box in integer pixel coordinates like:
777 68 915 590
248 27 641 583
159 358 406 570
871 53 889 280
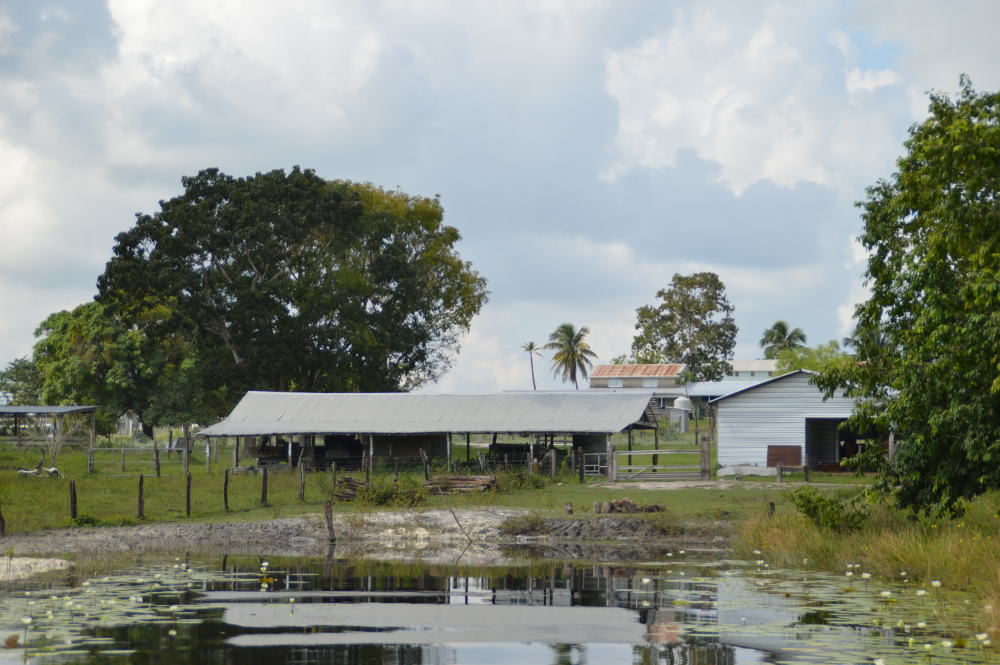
716 374 855 466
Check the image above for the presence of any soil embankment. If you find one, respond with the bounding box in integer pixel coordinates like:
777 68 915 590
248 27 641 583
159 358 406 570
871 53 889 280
0 507 733 576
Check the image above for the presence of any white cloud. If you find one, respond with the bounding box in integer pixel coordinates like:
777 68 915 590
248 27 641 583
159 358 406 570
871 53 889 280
601 6 908 195
845 67 902 95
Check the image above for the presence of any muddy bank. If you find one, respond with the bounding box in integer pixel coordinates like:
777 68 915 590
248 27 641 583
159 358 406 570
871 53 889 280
0 508 733 569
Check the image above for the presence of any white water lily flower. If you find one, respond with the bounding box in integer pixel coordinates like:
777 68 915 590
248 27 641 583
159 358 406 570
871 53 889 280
931 580 942 588
923 643 932 651
916 589 927 596
21 617 32 625
753 549 761 555
168 629 177 637
976 633 989 641
917 622 927 628
846 571 854 577
874 659 885 665
641 578 651 585
861 573 871 579
941 640 953 648
984 640 992 647
880 591 892 597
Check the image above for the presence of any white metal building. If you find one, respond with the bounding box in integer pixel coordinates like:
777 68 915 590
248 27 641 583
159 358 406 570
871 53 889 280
709 370 857 468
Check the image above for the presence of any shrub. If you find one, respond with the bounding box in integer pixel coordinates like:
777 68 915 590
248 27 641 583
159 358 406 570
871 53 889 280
355 477 428 508
494 471 546 492
789 486 869 532
498 512 548 536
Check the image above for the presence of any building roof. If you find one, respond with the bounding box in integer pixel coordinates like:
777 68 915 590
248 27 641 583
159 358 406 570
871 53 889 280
708 370 814 403
0 405 98 416
198 390 656 437
729 359 778 372
596 381 763 399
590 364 685 379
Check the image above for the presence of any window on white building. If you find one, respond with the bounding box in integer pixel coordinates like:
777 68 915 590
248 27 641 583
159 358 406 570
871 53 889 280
608 379 623 388
642 378 658 388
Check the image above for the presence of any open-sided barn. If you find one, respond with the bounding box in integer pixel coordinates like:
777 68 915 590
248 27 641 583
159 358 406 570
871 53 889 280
197 390 658 468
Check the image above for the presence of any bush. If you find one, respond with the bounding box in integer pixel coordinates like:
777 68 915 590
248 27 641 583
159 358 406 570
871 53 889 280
494 471 547 492
354 477 428 508
789 486 869 532
498 512 548 536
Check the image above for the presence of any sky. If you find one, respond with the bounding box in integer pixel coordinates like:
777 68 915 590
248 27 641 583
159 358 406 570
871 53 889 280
1 0 999 394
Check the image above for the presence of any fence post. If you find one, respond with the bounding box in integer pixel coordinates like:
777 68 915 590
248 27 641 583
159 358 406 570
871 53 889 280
330 462 338 500
578 451 584 483
232 437 239 469
183 446 190 476
120 440 126 473
69 480 77 520
324 501 336 543
153 442 161 478
298 459 306 502
260 467 268 506
549 449 557 480
205 440 212 474
223 469 230 511
185 473 192 517
0 503 5 536
87 447 94 474
137 474 144 520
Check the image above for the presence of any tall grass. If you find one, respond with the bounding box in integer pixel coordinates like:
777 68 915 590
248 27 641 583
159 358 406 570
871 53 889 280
736 490 1000 632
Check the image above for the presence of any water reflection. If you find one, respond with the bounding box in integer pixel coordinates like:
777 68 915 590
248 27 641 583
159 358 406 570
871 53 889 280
0 554 988 665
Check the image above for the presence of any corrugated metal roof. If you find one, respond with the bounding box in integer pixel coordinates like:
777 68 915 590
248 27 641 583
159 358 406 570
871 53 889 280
591 364 685 378
595 381 764 398
198 391 656 437
708 370 813 403
0 405 98 416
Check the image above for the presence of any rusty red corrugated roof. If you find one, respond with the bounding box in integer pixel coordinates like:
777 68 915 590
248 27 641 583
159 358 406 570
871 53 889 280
591 364 686 378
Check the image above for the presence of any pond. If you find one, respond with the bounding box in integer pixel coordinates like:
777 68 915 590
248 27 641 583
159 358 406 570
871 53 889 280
0 551 993 665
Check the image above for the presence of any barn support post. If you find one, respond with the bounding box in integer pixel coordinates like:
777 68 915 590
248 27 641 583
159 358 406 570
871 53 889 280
233 437 240 469
627 429 633 467
446 433 452 472
466 433 471 462
88 411 96 473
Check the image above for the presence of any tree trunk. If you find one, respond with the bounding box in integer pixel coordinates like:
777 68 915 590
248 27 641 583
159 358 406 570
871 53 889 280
141 422 155 440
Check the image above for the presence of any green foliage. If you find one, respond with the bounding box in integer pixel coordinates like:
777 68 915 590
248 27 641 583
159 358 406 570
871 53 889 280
494 471 547 491
814 78 1000 515
498 511 547 536
759 321 807 360
0 357 42 405
544 323 598 389
97 167 488 405
72 515 139 528
630 272 737 381
789 486 869 532
354 477 429 508
774 340 852 375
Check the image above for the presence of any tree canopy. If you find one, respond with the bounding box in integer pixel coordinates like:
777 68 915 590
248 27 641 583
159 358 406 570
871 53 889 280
0 357 43 405
774 340 851 375
630 272 737 381
96 167 488 416
814 79 1000 515
760 320 807 359
544 323 597 389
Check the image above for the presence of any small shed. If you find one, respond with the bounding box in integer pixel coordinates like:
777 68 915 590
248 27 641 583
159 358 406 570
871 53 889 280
709 370 858 469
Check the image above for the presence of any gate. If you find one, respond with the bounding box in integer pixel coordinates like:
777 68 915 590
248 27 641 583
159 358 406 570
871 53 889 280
583 448 705 481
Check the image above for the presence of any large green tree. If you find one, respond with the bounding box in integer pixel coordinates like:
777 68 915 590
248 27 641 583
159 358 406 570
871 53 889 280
0 357 43 405
97 167 488 404
544 323 598 389
759 320 807 359
630 272 737 381
815 79 1000 515
31 301 212 437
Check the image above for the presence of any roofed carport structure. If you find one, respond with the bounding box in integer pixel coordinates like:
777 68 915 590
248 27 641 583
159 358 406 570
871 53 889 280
197 391 657 468
0 405 98 466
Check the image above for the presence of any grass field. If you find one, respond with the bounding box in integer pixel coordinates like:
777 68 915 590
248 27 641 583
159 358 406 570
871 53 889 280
0 440 835 535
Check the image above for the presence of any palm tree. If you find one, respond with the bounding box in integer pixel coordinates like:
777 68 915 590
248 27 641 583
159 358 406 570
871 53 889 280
544 323 598 389
760 320 807 359
521 341 542 390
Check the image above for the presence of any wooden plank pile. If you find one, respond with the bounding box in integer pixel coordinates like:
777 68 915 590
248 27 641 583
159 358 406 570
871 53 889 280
424 475 495 494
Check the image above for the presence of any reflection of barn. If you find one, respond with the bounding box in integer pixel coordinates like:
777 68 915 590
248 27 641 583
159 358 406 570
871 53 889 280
197 391 658 468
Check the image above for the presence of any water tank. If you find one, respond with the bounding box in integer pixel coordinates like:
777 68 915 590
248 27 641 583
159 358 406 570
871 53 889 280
673 395 693 411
